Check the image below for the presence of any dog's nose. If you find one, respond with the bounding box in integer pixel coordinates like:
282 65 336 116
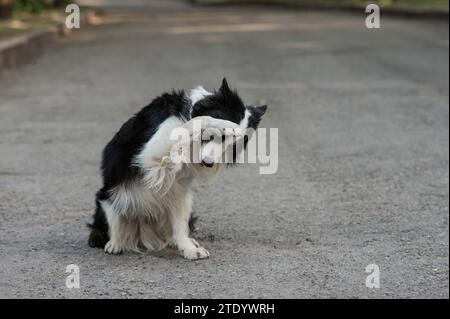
201 160 214 168
200 142 215 168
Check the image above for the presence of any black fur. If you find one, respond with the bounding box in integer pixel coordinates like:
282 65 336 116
188 214 199 233
88 90 190 248
101 90 188 190
87 191 109 248
88 79 267 249
247 105 268 129
191 78 246 124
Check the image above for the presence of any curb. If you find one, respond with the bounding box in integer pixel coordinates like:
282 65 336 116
192 0 449 20
0 29 56 69
0 11 98 70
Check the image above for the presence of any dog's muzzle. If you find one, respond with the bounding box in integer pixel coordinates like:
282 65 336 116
199 141 216 168
200 159 214 168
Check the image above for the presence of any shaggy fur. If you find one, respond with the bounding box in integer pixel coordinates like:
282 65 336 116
88 78 267 260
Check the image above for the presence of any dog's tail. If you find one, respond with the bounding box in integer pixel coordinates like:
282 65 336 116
88 191 110 249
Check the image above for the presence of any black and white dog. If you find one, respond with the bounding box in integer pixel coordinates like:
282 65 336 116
88 78 267 260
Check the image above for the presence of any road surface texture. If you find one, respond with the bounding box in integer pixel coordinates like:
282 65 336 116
0 0 448 298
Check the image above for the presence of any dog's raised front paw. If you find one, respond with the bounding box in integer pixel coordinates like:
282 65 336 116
104 240 123 254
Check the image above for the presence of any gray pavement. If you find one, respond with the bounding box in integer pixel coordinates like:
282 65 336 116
0 1 448 298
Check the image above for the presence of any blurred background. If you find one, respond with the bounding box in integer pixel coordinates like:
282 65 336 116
0 0 448 298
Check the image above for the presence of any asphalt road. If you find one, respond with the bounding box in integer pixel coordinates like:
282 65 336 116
0 1 448 298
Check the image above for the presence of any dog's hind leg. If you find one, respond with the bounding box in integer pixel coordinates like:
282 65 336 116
170 191 209 260
101 201 125 254
88 195 109 248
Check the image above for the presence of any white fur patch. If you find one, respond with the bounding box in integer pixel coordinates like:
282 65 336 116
189 86 212 106
239 109 251 131
134 116 185 170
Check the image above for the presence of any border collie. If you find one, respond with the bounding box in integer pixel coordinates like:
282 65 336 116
88 78 267 260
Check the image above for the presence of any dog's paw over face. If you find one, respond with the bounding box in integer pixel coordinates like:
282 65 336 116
192 78 268 167
191 78 267 128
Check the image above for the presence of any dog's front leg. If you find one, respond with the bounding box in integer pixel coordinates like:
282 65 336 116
170 193 209 260
139 147 185 196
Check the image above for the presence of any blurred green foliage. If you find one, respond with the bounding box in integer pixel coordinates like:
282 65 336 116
339 0 448 7
15 0 46 13
197 0 449 9
15 0 71 13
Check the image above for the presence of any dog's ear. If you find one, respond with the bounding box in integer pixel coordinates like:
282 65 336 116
247 105 268 129
219 77 231 93
255 105 268 117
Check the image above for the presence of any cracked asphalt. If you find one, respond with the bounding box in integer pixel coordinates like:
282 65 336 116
0 0 448 298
